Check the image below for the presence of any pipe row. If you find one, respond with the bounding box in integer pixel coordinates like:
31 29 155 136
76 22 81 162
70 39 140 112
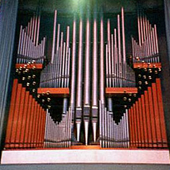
128 78 168 148
44 108 72 148
99 101 129 148
132 12 159 63
17 15 46 64
105 8 136 88
39 15 70 88
5 79 46 149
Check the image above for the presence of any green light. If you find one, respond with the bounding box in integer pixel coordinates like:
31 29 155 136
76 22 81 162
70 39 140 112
72 0 86 14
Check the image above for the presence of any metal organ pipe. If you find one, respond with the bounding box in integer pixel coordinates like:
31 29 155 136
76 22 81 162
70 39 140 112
107 19 112 87
107 19 113 113
65 26 70 87
100 16 105 104
59 32 64 86
36 16 40 46
117 14 122 87
114 28 118 87
76 17 83 142
56 24 60 53
70 17 77 116
63 26 70 116
84 18 91 108
92 13 98 143
56 24 60 86
33 16 37 44
121 7 127 86
84 16 91 145
111 34 115 87
51 10 57 64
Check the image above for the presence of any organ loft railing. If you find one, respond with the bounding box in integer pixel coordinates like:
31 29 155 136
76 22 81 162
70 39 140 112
4 6 168 150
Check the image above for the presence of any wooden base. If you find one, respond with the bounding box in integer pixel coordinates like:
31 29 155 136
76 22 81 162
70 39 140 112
37 88 69 97
1 149 169 164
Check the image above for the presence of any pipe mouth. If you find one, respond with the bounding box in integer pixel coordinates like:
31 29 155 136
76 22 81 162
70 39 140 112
92 122 97 142
84 120 89 145
76 122 81 142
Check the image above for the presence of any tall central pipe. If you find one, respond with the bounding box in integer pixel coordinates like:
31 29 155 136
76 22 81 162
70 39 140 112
92 11 98 143
100 14 105 147
84 15 90 145
84 18 90 108
76 17 83 142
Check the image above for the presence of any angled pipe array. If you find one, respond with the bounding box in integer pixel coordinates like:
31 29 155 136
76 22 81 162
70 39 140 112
39 11 70 89
132 11 159 63
17 14 46 64
44 109 72 148
105 8 136 89
99 101 129 148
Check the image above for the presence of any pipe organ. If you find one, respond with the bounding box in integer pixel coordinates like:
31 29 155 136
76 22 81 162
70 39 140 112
3 6 168 151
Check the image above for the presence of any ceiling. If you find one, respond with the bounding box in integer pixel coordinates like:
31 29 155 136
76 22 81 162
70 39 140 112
19 0 164 14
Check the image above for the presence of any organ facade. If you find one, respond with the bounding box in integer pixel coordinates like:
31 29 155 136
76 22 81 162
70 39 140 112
0 0 170 166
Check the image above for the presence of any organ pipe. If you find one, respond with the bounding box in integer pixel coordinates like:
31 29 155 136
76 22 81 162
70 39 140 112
70 16 77 115
100 15 105 104
51 10 57 64
76 17 83 142
92 12 98 142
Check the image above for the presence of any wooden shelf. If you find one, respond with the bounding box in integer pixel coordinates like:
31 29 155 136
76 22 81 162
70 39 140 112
37 88 69 97
106 87 138 96
133 62 161 69
15 64 43 69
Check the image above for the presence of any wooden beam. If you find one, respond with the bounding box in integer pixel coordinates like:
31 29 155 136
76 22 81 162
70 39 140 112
106 87 138 96
37 88 69 97
133 62 161 69
15 64 43 69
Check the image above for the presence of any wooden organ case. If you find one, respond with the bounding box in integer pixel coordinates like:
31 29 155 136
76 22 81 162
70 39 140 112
1 1 170 164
